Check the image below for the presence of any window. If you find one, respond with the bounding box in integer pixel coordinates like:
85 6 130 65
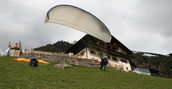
99 53 103 57
107 55 110 59
80 51 85 56
90 50 96 55
114 46 118 51
112 57 117 61
121 59 128 63
104 43 107 48
96 41 99 45
110 45 113 50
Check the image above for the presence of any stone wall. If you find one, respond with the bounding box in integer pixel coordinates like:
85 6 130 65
21 53 100 67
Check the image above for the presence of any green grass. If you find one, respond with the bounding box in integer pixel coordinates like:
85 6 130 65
0 57 172 89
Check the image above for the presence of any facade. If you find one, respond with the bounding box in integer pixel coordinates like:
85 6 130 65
66 35 133 72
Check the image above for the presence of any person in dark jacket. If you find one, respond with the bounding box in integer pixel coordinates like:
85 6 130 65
30 57 38 67
100 56 108 71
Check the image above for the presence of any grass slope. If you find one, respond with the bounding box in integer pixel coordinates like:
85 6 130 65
0 57 172 89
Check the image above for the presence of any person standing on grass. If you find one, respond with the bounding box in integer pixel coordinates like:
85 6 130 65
100 56 108 71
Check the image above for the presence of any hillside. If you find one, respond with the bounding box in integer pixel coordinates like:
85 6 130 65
34 40 73 52
0 57 172 89
34 41 172 78
130 52 172 78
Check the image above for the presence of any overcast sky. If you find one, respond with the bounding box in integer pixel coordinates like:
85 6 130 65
0 0 172 55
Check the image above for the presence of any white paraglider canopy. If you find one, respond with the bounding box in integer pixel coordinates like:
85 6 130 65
45 5 112 43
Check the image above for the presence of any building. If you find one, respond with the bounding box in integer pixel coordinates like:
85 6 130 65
66 35 132 72
7 41 22 57
133 68 151 75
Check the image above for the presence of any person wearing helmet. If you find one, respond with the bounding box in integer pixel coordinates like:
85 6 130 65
30 57 38 67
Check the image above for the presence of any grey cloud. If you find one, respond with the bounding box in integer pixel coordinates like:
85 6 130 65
0 0 172 55
132 0 172 37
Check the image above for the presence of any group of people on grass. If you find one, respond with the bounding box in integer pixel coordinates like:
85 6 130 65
29 56 109 71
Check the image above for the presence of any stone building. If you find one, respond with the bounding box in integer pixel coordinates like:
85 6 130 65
66 35 133 72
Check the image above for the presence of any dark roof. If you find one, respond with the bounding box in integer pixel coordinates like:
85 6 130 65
110 35 132 54
66 34 132 56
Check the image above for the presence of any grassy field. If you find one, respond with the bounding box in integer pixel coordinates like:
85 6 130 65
0 57 172 89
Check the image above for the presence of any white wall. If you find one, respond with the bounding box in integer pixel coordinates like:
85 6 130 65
109 58 131 72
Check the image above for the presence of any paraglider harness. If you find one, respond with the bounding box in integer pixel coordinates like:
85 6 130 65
30 57 38 67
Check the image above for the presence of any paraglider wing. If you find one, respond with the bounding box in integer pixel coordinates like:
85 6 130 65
45 5 111 43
